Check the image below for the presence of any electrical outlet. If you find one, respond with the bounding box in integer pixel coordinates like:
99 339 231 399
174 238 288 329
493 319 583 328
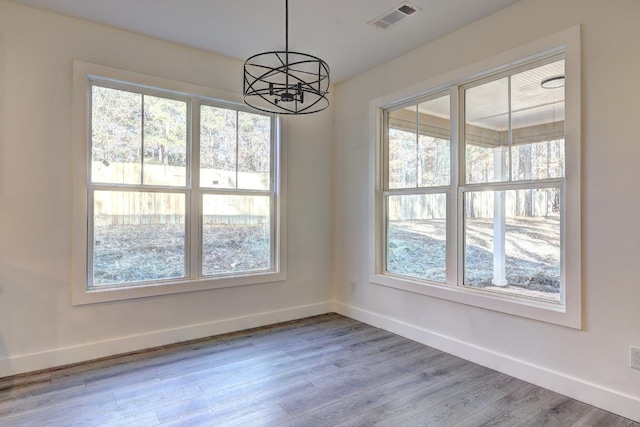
630 346 640 370
350 282 357 293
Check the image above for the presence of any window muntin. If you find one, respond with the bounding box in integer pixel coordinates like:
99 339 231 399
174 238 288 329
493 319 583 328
87 81 278 291
381 55 567 305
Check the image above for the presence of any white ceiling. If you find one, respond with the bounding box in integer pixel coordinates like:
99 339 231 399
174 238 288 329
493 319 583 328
7 0 523 83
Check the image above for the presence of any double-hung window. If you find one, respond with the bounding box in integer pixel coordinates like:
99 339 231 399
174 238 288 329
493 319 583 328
461 57 565 303
385 93 451 283
72 62 284 304
374 29 580 327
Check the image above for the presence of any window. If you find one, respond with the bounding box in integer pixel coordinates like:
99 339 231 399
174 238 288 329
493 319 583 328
373 28 581 327
385 93 451 283
461 58 565 304
72 62 285 304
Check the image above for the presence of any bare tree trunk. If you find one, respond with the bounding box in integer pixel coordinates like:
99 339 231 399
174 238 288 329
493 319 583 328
519 144 533 216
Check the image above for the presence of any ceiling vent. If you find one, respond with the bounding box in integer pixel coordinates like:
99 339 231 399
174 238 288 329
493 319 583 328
368 2 421 30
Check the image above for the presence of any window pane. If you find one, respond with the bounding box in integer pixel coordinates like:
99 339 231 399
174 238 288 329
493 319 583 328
418 95 450 187
93 191 186 286
512 139 565 180
386 194 446 282
465 78 509 184
200 106 237 189
238 112 271 190
463 188 561 303
387 96 450 189
388 107 418 189
143 95 187 186
511 60 565 180
91 86 142 185
202 195 271 275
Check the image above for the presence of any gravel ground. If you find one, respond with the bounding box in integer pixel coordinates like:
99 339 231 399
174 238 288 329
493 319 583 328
388 217 560 298
93 223 269 285
93 217 560 302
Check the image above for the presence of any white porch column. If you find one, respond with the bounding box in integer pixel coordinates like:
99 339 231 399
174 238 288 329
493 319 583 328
492 146 508 287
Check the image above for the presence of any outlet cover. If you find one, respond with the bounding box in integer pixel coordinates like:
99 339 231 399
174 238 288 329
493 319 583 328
350 282 357 293
630 346 640 370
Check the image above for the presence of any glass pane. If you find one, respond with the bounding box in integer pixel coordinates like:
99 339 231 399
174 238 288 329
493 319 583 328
92 191 186 286
511 60 565 180
388 107 417 189
465 78 509 184
202 195 271 275
463 188 561 303
200 106 237 189
91 86 142 185
512 139 565 180
238 112 271 190
417 95 450 187
143 95 187 186
386 193 447 282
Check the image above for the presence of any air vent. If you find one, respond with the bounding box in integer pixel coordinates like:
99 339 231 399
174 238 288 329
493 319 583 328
398 4 417 15
368 1 421 30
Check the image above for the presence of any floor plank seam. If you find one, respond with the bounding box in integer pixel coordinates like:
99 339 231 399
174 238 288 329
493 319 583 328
0 314 638 426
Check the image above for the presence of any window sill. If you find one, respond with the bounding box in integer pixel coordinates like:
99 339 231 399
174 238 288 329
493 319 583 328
71 270 286 305
371 273 580 329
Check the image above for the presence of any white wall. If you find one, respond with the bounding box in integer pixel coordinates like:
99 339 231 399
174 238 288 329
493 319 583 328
0 1 333 375
2 0 640 421
332 0 640 421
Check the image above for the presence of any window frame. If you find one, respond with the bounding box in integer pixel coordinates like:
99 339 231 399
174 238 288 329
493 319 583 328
370 27 581 328
72 61 287 305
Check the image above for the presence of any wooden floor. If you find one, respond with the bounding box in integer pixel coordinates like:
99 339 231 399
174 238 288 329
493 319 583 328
0 314 637 426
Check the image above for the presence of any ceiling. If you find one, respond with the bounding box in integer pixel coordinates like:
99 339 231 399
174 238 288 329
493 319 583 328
7 0 523 83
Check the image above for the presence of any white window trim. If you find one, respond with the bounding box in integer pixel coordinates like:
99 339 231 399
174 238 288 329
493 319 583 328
71 61 287 305
369 26 581 328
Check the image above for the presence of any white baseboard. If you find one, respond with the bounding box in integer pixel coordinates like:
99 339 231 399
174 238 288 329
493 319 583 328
333 301 640 423
0 301 332 378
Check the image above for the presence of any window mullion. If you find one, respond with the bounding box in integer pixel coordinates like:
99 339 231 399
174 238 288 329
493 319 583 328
86 188 96 287
140 94 145 185
235 111 240 190
508 77 513 182
414 105 419 188
378 109 388 274
448 85 460 287
189 99 201 278
270 116 279 271
380 109 392 193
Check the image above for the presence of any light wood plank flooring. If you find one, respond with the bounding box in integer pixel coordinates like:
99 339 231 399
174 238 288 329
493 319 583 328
0 313 637 426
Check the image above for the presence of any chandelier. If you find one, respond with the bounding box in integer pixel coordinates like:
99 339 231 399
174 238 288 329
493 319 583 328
243 0 330 115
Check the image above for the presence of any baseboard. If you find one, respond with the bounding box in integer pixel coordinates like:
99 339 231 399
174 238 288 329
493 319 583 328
333 301 640 423
0 301 332 378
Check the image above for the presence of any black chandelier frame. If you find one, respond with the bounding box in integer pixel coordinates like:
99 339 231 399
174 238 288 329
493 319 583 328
243 0 330 115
